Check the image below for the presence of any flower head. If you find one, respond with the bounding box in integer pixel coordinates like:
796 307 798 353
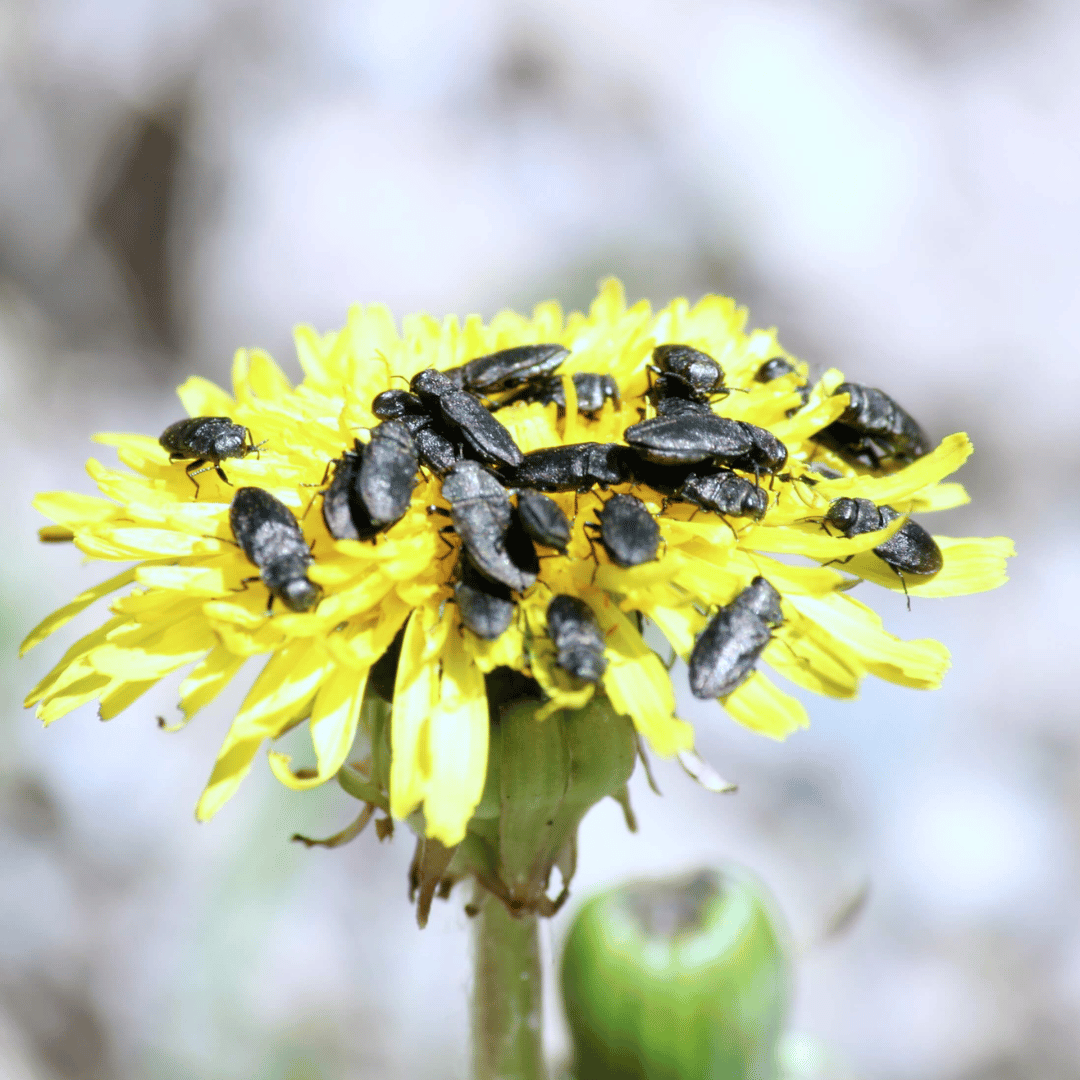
23 280 1014 848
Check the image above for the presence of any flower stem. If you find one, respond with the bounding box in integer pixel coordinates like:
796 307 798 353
473 894 548 1080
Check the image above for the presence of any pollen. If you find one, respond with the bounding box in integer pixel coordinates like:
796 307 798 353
23 280 1015 847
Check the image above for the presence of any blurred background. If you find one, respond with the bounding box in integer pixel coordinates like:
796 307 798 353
1 0 1076 1077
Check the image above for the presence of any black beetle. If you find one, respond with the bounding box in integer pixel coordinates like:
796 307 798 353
813 383 931 470
503 442 630 493
688 576 783 699
678 471 769 521
623 413 752 466
515 490 571 553
159 416 262 496
546 595 607 683
649 344 730 405
499 372 620 416
321 443 369 541
587 493 660 568
824 497 943 594
454 558 515 640
411 369 524 469
358 420 418 526
441 461 537 592
371 388 459 476
230 487 320 612
444 343 568 394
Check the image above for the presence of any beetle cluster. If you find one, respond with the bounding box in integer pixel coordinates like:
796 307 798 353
157 339 945 700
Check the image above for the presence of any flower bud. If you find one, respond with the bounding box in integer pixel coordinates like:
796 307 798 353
561 866 790 1080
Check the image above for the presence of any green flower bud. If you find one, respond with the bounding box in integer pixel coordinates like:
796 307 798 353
561 867 790 1080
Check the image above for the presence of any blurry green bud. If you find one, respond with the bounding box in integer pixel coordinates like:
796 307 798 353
561 867 790 1080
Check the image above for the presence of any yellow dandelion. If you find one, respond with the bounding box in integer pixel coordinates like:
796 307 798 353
22 279 1014 855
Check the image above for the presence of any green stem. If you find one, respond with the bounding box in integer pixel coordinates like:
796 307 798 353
473 894 548 1080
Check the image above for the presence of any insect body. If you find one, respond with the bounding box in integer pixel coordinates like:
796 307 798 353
546 595 607 683
444 343 568 394
755 356 811 414
589 494 660 567
321 444 367 541
410 369 524 468
813 383 931 470
504 442 630 493
824 498 943 585
159 417 261 495
498 372 620 416
678 471 769 520
230 487 320 612
729 421 789 477
441 461 536 592
371 389 458 476
358 421 418 526
649 344 730 405
623 413 751 466
689 576 783 699
515 490 571 553
454 559 515 640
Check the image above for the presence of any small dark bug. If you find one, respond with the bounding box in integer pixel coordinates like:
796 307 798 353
454 558 515 640
813 383 931 470
358 420 418 526
623 413 752 466
498 372 620 416
411 369 524 468
546 594 607 683
515 490 571 553
230 487 320 612
503 442 630 493
654 396 714 418
159 417 262 495
678 471 769 521
755 356 811 414
321 443 369 541
444 343 568 394
371 389 459 476
649 343 730 405
689 576 783 699
441 461 536 592
824 497 943 597
587 494 660 568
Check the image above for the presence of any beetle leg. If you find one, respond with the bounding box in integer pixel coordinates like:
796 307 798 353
183 459 210 497
214 464 232 486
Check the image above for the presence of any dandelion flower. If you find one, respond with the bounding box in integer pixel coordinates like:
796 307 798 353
23 280 1014 857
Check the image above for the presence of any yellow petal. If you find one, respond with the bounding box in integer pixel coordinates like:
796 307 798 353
269 663 369 790
176 376 235 417
98 679 157 720
88 619 215 680
20 567 138 655
37 669 113 725
600 602 694 757
422 620 489 847
788 593 951 689
390 606 444 820
25 616 126 707
723 671 809 739
33 491 118 529
195 640 332 821
165 644 248 730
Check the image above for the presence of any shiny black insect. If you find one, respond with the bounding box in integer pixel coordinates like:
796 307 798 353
677 471 769 521
649 343 731 406
358 421 418 526
624 413 751 466
230 487 320 612
755 356 810 414
824 497 943 599
586 494 660 568
728 421 789 477
441 460 537 592
813 383 931 470
371 389 458 476
159 416 262 495
444 343 568 394
689 576 783 699
515 490 571 553
410 369 524 468
546 594 607 683
498 372 620 416
503 442 630 493
454 558 515 640
321 443 367 541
